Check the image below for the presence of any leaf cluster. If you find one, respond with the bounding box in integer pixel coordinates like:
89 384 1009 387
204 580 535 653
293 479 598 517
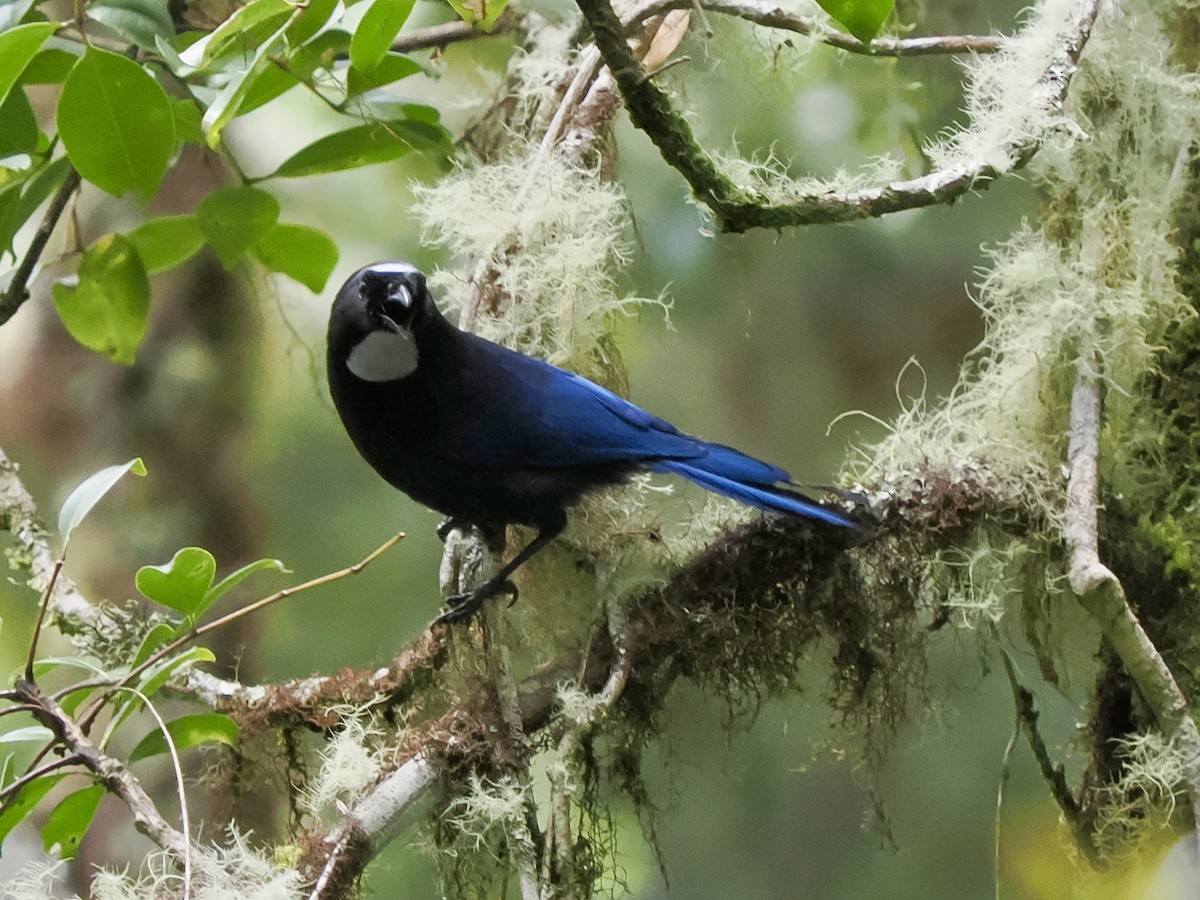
0 0 462 363
0 460 283 863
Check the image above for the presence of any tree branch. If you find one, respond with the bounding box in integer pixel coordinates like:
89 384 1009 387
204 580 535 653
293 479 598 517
1066 365 1200 847
13 678 190 858
297 464 1034 890
0 168 81 327
390 11 519 53
575 0 1098 232
624 0 1001 56
0 446 118 633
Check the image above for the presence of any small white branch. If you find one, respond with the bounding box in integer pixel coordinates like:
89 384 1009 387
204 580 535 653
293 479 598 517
308 754 441 900
1066 366 1200 848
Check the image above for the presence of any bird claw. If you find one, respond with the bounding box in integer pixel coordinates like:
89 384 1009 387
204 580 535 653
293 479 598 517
436 518 465 541
434 580 519 625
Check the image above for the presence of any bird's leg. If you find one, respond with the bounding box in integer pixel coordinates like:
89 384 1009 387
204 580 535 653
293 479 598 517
436 519 565 625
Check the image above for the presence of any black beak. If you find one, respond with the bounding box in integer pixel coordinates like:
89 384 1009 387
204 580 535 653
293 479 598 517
362 276 412 332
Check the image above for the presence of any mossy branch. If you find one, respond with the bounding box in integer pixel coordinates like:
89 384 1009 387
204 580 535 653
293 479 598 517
574 0 1098 232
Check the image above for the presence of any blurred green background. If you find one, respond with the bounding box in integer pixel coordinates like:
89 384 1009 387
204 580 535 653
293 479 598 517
0 0 1139 895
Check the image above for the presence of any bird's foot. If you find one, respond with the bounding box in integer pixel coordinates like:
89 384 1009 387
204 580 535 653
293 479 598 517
435 579 518 625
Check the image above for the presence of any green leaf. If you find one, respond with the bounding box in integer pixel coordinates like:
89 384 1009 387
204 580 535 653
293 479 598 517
301 26 350 60
197 185 279 268
349 0 415 74
103 646 217 746
57 48 175 200
195 0 292 68
137 646 214 698
0 22 55 111
32 654 114 678
0 0 36 33
172 97 204 145
58 683 102 717
130 713 239 762
0 155 71 257
268 119 447 179
0 179 28 259
252 222 337 291
0 726 53 744
127 214 205 274
132 621 176 666
203 555 288 608
816 0 893 42
87 0 175 50
0 86 36 156
0 774 64 849
199 15 292 147
42 785 104 859
236 60 301 117
136 546 216 618
444 0 505 30
345 51 422 98
52 233 151 364
287 0 337 44
153 31 190 72
57 457 147 542
19 47 78 85
234 28 350 117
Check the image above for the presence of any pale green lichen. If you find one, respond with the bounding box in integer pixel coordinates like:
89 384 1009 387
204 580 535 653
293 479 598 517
300 710 389 815
412 153 668 380
440 773 535 859
925 0 1085 171
1092 731 1189 858
9 830 303 900
849 0 1196 525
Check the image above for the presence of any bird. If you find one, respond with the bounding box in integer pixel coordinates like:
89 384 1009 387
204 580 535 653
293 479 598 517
326 261 856 624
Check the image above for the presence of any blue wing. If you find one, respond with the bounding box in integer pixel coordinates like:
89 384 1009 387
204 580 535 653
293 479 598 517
446 340 705 467
445 339 855 527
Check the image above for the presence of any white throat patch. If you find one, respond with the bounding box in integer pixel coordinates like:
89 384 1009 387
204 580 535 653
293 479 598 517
347 329 418 382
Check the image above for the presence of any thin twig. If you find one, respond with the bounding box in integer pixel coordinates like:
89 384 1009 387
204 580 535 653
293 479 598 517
1066 363 1200 858
25 556 65 681
307 754 440 900
482 609 543 900
114 686 193 897
79 533 404 733
513 46 605 207
625 0 1002 56
995 683 1020 900
0 168 82 327
998 649 1098 865
390 11 518 53
0 754 84 805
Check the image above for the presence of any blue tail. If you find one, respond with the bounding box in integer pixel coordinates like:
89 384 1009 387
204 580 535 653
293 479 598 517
653 444 856 528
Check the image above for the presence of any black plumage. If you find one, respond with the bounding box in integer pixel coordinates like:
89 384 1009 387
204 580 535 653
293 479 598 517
327 262 853 623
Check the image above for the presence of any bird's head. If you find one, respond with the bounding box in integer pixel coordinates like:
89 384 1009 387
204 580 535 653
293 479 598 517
328 262 435 383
